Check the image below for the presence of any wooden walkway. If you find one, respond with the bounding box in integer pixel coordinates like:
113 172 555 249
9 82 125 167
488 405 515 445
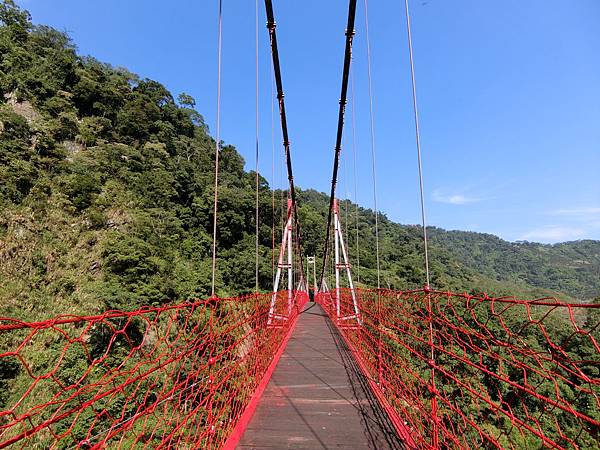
237 302 402 450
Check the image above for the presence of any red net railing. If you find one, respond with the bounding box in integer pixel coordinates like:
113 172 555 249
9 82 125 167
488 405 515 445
0 291 308 449
317 288 600 449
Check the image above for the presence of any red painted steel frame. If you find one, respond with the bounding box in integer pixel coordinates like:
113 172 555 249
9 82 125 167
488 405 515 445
221 292 308 450
0 291 308 449
317 288 600 450
2 288 597 449
327 305 418 449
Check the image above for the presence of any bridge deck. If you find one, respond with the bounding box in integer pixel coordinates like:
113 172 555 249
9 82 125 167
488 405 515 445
237 302 402 450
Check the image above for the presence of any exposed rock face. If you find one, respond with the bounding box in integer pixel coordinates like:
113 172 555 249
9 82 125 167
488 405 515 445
63 140 84 161
4 92 40 124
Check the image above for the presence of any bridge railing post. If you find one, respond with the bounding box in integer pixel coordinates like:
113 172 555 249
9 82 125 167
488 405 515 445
206 303 218 443
424 287 439 448
377 290 383 386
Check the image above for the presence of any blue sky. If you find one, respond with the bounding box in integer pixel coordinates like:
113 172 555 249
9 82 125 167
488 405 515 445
17 0 600 244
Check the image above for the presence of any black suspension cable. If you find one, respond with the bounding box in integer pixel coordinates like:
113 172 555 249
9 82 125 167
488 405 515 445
264 0 306 284
318 0 358 288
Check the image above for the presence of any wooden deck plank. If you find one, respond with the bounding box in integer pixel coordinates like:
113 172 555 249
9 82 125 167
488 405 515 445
237 302 402 450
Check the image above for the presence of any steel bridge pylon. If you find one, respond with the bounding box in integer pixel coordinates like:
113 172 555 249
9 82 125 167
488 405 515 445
322 199 361 325
268 199 306 325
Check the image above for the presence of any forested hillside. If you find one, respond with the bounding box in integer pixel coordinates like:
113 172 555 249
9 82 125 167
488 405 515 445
0 1 598 323
429 230 600 300
299 192 600 302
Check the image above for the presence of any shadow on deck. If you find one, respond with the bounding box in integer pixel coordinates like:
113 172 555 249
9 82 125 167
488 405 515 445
237 302 402 449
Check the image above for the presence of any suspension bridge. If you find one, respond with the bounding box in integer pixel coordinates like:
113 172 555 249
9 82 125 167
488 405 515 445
1 0 599 449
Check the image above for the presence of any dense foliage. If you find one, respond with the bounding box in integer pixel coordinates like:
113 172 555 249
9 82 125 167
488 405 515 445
0 1 276 320
0 0 598 325
0 3 598 448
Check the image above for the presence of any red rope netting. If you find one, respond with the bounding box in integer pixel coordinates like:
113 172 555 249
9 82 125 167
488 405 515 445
317 288 600 449
0 291 308 449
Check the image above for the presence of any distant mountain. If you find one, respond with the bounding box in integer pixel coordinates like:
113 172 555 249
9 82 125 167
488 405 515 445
296 190 600 302
428 230 600 301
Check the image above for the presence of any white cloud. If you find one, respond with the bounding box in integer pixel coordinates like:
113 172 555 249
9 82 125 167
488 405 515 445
432 189 479 205
530 207 600 242
520 226 586 243
550 207 600 217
